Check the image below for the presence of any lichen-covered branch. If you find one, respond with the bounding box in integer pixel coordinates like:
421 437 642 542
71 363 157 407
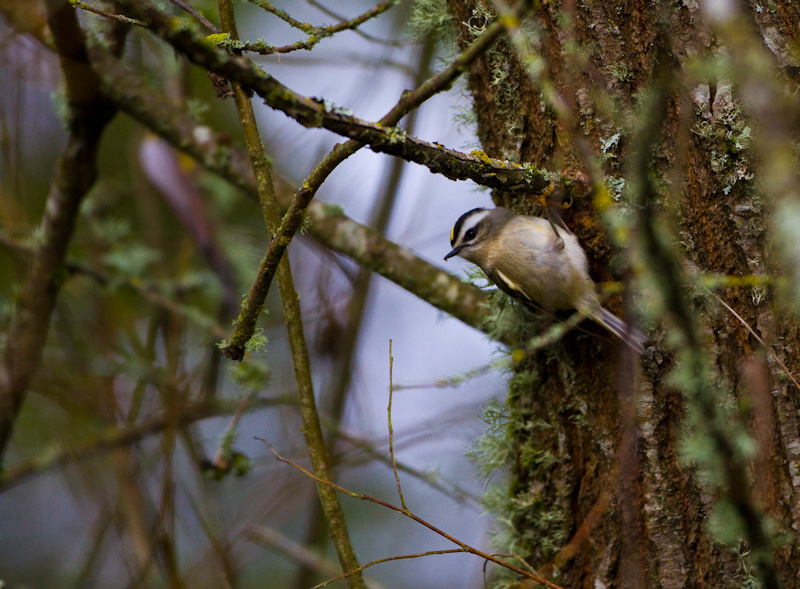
221 18 508 359
111 0 548 193
218 1 365 584
87 51 496 340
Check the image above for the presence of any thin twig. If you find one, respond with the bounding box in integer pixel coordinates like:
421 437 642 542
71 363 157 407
244 525 343 578
328 423 481 506
259 440 566 589
486 552 539 576
305 0 405 46
168 0 218 32
70 0 146 27
387 340 407 511
210 390 258 469
704 288 800 392
0 397 287 492
246 0 400 54
249 0 314 32
310 549 466 589
391 360 501 391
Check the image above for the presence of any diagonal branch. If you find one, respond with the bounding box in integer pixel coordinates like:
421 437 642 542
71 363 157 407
81 52 497 342
221 17 509 359
111 0 548 193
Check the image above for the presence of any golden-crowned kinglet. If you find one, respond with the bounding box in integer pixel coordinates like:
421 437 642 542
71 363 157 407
445 207 647 354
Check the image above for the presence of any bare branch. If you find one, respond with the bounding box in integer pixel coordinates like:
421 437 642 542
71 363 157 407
246 0 400 54
0 397 287 492
310 549 466 589
70 0 146 27
387 341 407 511
260 440 566 589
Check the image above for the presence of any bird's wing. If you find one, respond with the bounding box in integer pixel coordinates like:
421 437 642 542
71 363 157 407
489 268 545 313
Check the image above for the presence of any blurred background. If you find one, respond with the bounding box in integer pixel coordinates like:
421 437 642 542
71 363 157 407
0 1 513 588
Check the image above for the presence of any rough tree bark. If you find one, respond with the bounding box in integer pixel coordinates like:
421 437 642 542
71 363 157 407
446 0 800 587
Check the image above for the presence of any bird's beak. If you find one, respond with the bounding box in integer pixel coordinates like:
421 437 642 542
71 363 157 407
444 246 462 261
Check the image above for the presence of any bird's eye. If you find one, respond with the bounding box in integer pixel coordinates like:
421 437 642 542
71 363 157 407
465 228 477 240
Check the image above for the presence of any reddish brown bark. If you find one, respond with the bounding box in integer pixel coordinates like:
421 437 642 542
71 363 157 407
447 1 800 587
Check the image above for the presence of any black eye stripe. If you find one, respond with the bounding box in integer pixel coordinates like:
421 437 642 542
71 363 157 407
451 207 486 246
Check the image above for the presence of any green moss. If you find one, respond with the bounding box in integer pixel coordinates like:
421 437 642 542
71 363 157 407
605 61 633 82
692 100 755 197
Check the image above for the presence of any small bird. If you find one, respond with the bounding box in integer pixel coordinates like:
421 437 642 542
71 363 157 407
445 207 647 353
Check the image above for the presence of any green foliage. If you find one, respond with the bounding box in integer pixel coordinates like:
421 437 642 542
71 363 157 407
103 243 161 278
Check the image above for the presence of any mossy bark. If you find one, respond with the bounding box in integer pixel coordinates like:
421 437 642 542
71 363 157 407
447 0 800 586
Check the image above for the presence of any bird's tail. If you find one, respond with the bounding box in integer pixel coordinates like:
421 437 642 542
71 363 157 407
593 307 648 354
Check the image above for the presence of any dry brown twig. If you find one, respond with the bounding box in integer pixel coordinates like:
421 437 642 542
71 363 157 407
387 340 407 512
704 287 800 392
259 439 564 588
256 437 563 589
255 343 565 589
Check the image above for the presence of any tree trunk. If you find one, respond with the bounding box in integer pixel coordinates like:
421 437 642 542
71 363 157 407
447 0 800 587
